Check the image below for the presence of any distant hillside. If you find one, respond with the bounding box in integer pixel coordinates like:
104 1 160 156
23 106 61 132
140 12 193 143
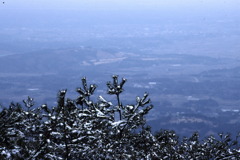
1 48 240 136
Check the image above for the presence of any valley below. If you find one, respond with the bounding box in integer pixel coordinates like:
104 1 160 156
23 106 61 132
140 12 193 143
0 46 240 137
0 17 240 137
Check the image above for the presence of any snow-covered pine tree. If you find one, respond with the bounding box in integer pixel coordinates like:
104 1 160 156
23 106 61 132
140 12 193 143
0 75 239 159
0 99 43 159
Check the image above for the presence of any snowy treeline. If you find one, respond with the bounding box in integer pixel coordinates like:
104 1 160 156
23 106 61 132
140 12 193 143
0 76 239 159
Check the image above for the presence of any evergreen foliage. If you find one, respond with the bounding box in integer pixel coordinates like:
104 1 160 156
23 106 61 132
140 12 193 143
0 76 239 159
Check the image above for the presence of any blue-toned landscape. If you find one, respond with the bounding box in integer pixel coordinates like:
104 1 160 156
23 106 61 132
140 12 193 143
0 0 239 159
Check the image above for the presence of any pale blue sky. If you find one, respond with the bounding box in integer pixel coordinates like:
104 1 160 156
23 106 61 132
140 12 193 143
0 0 239 28
1 0 240 11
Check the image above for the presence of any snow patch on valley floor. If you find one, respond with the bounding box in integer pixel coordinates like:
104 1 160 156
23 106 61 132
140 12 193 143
93 57 127 65
27 88 39 91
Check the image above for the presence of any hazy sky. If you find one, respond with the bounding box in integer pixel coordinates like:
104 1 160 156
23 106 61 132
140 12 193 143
0 0 239 28
1 0 240 11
